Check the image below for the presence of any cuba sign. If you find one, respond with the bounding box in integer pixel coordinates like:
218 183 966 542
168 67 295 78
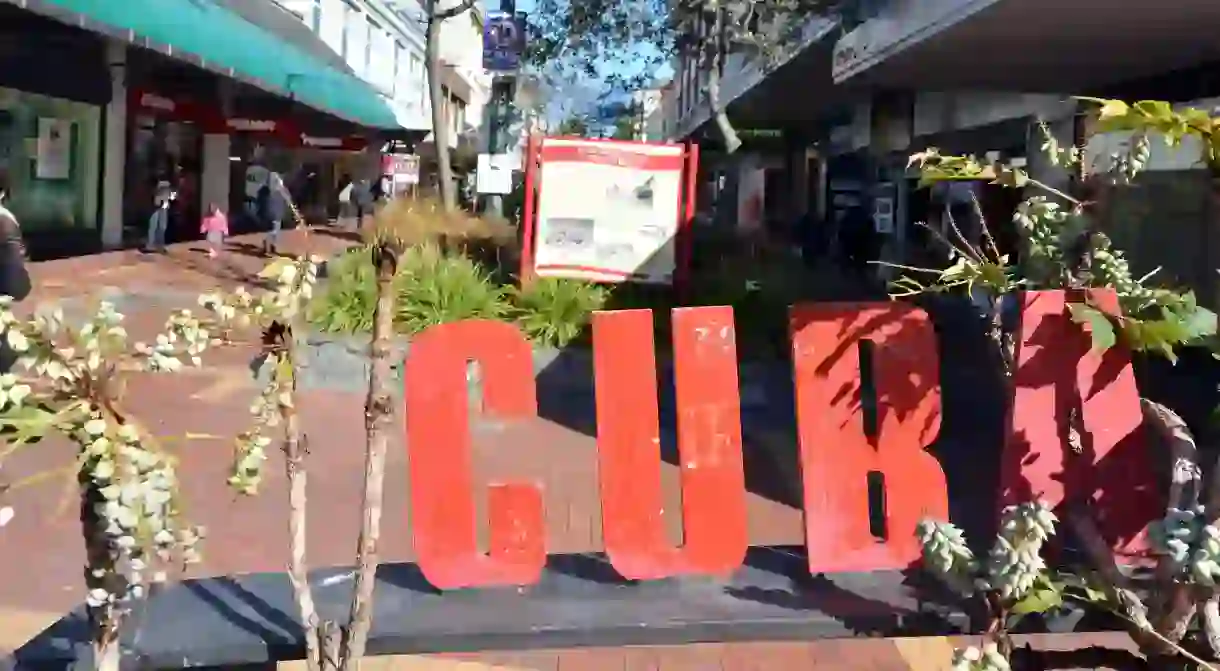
403 289 1157 590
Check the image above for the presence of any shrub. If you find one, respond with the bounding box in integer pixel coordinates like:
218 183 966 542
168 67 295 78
367 196 515 258
309 247 381 333
395 243 510 334
512 278 607 348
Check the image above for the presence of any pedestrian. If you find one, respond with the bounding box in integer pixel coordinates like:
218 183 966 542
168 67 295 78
0 173 31 373
353 179 373 228
840 205 879 282
263 171 290 256
200 203 229 259
145 176 176 252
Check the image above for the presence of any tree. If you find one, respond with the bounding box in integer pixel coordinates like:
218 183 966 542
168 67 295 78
610 114 636 140
525 0 848 153
424 0 480 211
227 200 434 670
556 114 591 137
902 99 1220 669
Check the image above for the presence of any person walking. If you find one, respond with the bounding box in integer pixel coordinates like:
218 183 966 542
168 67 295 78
0 174 31 372
352 178 374 228
263 171 290 256
840 205 879 283
200 203 229 259
145 176 176 252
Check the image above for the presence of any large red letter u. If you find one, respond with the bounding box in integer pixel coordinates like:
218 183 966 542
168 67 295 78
593 307 748 580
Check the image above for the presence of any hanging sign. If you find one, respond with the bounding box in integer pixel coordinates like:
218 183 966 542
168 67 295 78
35 118 72 180
482 10 526 73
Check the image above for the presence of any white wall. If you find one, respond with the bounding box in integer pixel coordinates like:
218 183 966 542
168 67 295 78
832 0 1001 82
671 16 837 139
295 0 430 128
913 92 1070 137
1083 98 1220 173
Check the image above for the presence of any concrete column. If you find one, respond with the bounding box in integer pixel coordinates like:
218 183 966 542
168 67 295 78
100 40 127 249
789 146 810 218
200 134 231 213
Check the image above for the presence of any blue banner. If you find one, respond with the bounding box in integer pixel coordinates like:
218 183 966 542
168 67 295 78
482 10 525 73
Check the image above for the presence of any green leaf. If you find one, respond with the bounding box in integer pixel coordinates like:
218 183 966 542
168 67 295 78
1177 300 1217 341
1010 586 1063 614
1135 100 1175 123
1066 303 1117 354
1097 99 1130 121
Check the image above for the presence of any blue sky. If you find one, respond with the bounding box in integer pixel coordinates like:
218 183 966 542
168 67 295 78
513 0 672 122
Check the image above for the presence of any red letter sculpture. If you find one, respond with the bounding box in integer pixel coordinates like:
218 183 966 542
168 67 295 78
1003 289 1154 558
593 307 748 580
791 302 948 573
406 320 546 589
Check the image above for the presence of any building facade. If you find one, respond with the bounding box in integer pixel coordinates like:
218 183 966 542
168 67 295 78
0 0 430 257
665 0 1220 301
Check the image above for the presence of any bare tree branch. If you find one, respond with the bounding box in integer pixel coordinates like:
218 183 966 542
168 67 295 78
435 0 478 22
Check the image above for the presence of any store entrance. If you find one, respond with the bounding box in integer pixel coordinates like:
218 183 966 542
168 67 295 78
124 115 202 246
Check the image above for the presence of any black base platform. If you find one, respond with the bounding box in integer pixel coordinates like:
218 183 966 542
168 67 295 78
16 547 981 670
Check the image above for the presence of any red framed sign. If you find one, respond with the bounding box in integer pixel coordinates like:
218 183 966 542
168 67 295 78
520 136 698 292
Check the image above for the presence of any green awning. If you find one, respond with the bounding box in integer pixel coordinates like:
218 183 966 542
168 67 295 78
27 0 401 130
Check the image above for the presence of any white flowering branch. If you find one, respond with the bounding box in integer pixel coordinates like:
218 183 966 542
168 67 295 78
0 293 236 671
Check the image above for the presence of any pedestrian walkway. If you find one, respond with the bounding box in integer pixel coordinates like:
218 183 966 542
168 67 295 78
28 226 359 306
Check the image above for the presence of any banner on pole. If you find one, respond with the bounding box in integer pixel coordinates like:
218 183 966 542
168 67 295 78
482 11 526 73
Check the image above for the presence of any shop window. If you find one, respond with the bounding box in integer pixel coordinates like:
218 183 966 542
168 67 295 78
0 86 100 232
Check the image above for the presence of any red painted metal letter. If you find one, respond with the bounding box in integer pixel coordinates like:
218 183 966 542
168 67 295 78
593 307 748 580
1003 290 1154 557
791 303 948 573
405 319 546 589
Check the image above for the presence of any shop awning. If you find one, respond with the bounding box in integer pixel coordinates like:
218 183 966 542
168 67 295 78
18 0 402 130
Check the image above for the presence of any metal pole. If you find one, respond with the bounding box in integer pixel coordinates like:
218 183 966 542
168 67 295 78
483 0 517 218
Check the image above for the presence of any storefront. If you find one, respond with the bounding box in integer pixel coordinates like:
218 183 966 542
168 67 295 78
0 5 111 257
125 91 204 244
230 128 374 227
0 86 103 238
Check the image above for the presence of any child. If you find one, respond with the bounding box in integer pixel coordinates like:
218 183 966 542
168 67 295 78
200 204 229 258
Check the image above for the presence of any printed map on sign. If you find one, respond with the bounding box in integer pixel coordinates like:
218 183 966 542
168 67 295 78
534 139 684 284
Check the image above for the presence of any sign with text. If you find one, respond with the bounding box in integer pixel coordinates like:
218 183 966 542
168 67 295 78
528 137 693 285
403 289 1156 589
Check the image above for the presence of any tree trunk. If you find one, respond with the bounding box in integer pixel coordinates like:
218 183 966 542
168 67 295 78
424 0 457 211
81 469 124 671
92 638 121 671
279 347 331 671
707 5 741 154
708 74 740 154
339 247 397 668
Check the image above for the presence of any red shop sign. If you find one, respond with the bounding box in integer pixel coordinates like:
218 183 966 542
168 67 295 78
297 134 369 151
129 89 209 124
402 289 1156 590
